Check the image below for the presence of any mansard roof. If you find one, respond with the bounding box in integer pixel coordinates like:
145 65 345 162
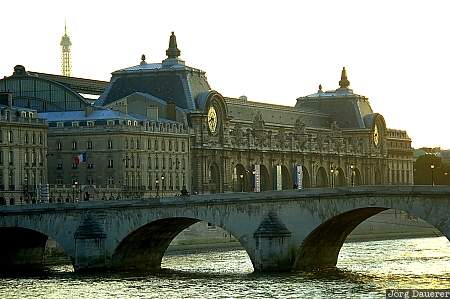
295 68 376 129
95 32 211 110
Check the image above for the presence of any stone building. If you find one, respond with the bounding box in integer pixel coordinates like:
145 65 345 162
0 32 413 200
42 107 190 200
0 93 48 205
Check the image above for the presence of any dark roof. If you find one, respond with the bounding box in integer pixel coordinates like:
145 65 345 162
96 61 211 110
295 87 374 129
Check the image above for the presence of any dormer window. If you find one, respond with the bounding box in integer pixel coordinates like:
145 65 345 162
87 121 95 127
133 121 138 126
107 120 115 126
72 122 79 127
127 120 132 126
57 122 64 128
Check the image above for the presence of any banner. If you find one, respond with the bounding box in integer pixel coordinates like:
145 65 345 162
276 165 282 190
254 164 261 192
39 184 50 203
295 165 303 189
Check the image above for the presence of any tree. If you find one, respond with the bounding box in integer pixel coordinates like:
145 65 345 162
414 154 450 185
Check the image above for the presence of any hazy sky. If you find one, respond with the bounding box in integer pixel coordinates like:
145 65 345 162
1 0 449 149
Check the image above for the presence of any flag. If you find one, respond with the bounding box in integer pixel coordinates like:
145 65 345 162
73 152 87 165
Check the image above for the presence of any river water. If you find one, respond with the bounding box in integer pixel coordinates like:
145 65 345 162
1 237 449 299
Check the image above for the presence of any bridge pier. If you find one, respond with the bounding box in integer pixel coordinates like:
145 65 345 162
74 215 107 272
252 211 294 272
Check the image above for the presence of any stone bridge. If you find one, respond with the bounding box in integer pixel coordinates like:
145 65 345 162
0 186 449 273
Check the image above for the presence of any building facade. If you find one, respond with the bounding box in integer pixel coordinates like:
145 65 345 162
0 93 48 205
0 32 414 202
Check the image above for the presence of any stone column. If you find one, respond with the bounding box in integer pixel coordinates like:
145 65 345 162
253 211 293 272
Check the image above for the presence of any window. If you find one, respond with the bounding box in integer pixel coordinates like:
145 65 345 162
8 131 13 143
182 141 185 152
32 133 36 144
125 139 129 149
72 163 78 169
38 151 43 165
24 152 29 165
0 152 3 165
87 163 94 169
107 177 114 186
57 162 63 170
148 157 151 169
169 158 172 169
9 151 13 165
8 170 14 190
108 159 113 168
137 139 140 149
155 139 159 151
155 156 159 169
169 140 172 151
127 120 132 126
147 139 151 150
87 121 95 127
56 178 63 185
72 140 77 150
57 122 64 128
25 133 29 144
57 141 62 150
39 133 43 144
87 140 93 149
108 139 113 149
133 121 138 126
87 177 94 185
162 139 165 151
107 120 115 126
163 157 166 169
72 122 79 127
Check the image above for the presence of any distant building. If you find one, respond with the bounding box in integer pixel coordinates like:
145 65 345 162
60 22 72 77
0 93 48 205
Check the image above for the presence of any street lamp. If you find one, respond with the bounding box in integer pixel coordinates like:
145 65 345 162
430 164 435 186
330 167 335 188
252 170 256 192
350 164 355 187
161 175 165 197
155 178 159 197
74 181 79 201
239 174 244 192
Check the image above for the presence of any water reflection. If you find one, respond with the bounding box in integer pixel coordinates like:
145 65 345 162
0 237 448 299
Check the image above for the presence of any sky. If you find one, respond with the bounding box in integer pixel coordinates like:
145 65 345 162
1 0 449 149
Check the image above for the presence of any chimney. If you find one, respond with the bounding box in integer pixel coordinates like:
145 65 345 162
166 101 176 121
147 106 159 121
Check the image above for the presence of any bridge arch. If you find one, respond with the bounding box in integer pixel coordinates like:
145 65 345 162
0 226 73 271
111 217 255 272
294 202 450 271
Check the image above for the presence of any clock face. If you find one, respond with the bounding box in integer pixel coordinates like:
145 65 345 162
373 124 380 146
207 106 218 133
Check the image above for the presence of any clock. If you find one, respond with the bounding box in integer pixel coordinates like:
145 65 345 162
373 124 380 146
207 105 218 134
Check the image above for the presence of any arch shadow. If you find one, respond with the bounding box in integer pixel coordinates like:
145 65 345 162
111 217 254 272
0 227 73 272
294 207 449 271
